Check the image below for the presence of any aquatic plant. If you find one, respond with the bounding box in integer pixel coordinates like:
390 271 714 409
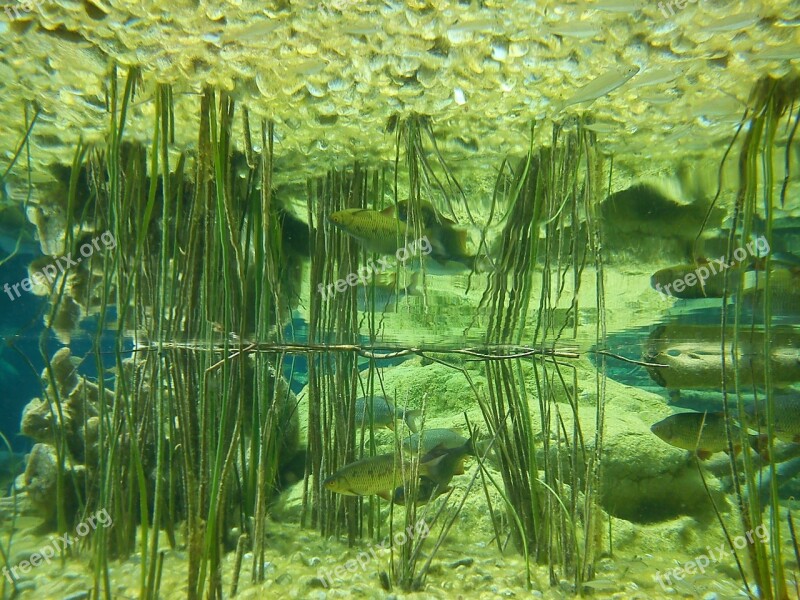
712 74 800 600
475 121 607 589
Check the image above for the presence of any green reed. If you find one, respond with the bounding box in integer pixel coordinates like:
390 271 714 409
11 68 299 600
714 74 800 600
476 122 606 589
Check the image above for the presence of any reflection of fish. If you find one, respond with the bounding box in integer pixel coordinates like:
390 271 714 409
651 412 764 460
650 260 744 299
355 396 420 433
328 207 402 255
356 272 420 312
328 201 477 269
558 65 640 110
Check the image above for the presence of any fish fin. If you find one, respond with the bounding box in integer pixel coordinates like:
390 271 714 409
379 205 396 216
464 437 475 457
695 449 712 460
421 443 449 462
453 457 465 475
386 421 395 431
405 410 421 433
376 490 392 502
418 451 447 478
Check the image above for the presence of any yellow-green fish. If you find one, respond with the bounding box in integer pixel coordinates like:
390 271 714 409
323 453 409 497
650 412 764 460
323 441 469 499
327 207 406 255
328 201 475 269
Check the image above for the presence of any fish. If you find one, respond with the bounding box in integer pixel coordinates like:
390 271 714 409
558 65 640 110
355 396 420 433
744 397 800 444
323 452 410 497
402 429 471 455
650 412 765 460
323 449 446 497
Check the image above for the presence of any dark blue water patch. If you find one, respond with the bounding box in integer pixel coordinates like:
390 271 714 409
0 253 48 452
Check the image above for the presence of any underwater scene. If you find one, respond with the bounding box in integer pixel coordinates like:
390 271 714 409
0 0 800 599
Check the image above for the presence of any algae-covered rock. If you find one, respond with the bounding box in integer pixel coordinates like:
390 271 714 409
23 443 85 528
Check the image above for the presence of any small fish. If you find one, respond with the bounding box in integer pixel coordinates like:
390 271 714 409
389 476 452 505
355 396 420 433
650 412 764 460
402 429 471 455
558 65 640 110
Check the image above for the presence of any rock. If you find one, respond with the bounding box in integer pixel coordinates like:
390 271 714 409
448 558 474 568
23 443 85 526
